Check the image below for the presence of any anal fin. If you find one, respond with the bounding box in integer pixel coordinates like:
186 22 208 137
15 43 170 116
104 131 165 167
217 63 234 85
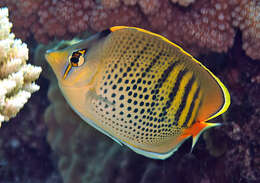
178 122 221 152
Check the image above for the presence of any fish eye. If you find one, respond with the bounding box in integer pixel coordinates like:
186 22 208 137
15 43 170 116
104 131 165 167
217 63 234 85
69 49 87 67
63 48 87 79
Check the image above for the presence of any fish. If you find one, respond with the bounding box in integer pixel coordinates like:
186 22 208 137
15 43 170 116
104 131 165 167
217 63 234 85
45 26 230 159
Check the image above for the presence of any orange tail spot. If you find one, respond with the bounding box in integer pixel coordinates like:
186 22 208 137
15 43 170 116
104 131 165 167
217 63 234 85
178 122 221 151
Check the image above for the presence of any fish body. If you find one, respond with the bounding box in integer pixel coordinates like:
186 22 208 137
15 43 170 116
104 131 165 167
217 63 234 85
45 26 230 159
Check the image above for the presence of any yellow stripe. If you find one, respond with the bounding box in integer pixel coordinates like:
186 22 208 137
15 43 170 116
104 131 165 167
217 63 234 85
63 63 72 79
178 81 199 127
78 49 86 55
187 90 203 127
168 72 193 119
110 26 231 121
158 64 184 102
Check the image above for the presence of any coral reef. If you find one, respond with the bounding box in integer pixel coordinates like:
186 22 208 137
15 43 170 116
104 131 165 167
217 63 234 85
222 40 260 181
1 0 260 59
0 7 41 125
0 76 62 183
231 0 260 60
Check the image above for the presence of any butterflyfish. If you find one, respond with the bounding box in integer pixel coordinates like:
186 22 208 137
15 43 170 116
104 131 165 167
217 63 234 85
45 26 230 159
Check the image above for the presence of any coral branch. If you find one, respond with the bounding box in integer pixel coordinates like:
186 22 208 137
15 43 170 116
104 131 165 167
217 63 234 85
0 7 42 125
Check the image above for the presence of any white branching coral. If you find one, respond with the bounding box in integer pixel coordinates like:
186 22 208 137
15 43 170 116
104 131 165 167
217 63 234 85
0 7 42 126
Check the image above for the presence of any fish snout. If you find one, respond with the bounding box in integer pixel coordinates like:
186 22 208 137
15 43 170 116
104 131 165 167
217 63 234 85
45 49 69 79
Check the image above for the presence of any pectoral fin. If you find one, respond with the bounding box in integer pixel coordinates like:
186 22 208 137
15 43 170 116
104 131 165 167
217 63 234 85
84 89 122 146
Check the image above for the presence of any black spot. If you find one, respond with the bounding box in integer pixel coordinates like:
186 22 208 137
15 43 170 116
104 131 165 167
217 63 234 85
118 78 122 83
128 91 133 96
100 28 111 38
119 95 124 100
111 93 116 98
112 85 117 89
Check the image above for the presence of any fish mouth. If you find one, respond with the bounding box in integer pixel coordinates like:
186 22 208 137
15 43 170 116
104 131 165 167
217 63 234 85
45 49 57 63
45 49 69 80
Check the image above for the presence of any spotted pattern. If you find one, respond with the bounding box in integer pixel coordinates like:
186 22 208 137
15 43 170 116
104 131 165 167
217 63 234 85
91 29 202 146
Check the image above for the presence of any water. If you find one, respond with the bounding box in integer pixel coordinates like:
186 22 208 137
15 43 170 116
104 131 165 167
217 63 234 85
0 1 259 183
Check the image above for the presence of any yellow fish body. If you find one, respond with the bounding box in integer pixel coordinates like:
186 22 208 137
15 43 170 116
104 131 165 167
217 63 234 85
45 26 230 159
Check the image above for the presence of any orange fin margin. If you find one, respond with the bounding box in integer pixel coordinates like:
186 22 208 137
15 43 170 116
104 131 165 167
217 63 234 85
177 122 221 152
